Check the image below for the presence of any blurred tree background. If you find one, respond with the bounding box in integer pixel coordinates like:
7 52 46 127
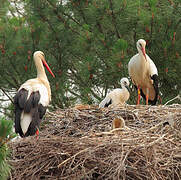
0 0 180 111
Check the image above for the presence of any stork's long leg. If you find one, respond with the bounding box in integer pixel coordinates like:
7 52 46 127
146 88 149 105
137 86 141 105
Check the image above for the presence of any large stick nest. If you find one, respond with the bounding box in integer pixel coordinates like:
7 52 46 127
9 104 181 180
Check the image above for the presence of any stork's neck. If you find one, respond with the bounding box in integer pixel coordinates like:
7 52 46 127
121 85 125 89
137 46 147 62
137 48 142 58
121 84 127 91
121 85 130 99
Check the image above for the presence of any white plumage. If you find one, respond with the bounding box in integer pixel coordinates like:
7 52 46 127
19 79 49 107
128 39 159 105
99 77 130 108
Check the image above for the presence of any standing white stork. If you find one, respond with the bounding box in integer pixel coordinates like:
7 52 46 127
128 39 159 105
14 51 55 137
99 77 130 108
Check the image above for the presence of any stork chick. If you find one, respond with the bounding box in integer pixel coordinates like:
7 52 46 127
112 116 130 134
112 116 126 129
99 77 130 108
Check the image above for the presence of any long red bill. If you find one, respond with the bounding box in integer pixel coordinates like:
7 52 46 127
42 59 55 77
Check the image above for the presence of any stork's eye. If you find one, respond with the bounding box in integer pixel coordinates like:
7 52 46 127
139 43 142 47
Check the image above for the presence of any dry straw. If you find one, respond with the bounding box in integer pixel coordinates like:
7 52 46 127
9 104 181 179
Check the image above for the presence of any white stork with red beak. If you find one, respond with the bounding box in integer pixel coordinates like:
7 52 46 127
128 39 159 105
14 51 55 137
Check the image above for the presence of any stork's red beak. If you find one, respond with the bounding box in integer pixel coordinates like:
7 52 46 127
141 47 147 61
42 58 55 77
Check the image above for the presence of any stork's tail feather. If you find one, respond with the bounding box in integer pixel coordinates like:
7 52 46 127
99 96 112 108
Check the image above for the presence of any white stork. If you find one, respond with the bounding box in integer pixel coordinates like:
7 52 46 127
128 39 159 105
99 77 130 108
14 51 55 137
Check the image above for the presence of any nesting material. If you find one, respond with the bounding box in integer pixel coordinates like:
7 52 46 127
9 104 181 180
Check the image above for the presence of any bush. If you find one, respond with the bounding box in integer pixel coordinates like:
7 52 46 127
0 117 16 180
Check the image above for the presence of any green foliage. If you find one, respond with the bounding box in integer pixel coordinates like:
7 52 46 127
0 117 16 180
0 0 180 107
0 144 10 180
114 39 128 52
0 117 16 143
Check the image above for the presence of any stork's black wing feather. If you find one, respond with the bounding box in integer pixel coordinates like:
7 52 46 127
24 91 40 113
14 88 28 137
104 99 112 107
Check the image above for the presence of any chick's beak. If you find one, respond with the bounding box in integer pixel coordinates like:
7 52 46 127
125 85 131 93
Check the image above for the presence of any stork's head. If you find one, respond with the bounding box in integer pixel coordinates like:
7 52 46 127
137 39 147 60
121 77 130 92
33 51 55 77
